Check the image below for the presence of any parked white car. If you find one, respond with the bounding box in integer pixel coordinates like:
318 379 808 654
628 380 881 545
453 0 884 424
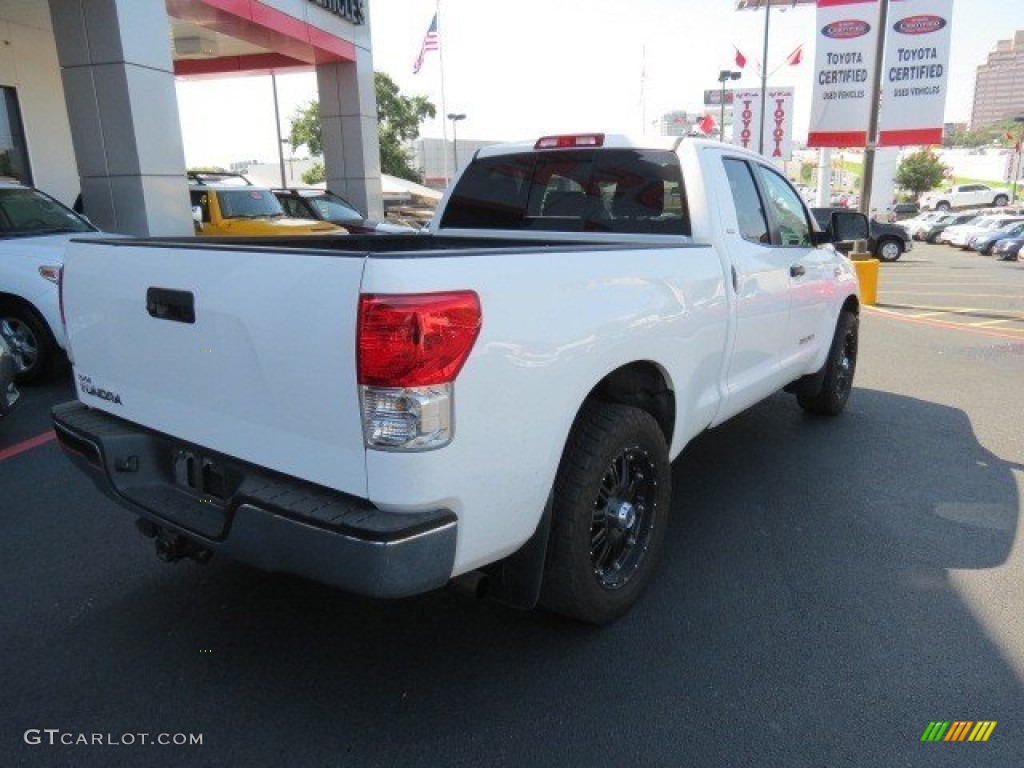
943 215 1024 248
0 181 97 382
919 184 1010 212
901 211 945 239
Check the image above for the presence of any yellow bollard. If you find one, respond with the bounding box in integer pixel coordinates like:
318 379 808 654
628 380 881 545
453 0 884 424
849 255 880 306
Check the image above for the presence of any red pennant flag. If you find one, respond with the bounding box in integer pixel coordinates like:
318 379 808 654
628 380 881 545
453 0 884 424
699 114 716 135
734 46 747 70
786 45 803 67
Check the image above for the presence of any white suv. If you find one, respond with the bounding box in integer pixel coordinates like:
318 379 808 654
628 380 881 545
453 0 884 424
0 181 97 382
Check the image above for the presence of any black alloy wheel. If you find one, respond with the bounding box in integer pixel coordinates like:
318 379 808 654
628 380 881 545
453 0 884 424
590 446 658 590
541 403 671 624
797 311 858 416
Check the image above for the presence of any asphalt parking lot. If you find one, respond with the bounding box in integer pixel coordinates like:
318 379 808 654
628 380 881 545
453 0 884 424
2 242 1023 767
873 238 1024 337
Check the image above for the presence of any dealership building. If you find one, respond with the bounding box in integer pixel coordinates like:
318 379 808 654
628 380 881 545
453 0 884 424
0 0 379 235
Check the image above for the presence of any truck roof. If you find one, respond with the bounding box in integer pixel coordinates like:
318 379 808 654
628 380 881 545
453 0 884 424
474 133 687 159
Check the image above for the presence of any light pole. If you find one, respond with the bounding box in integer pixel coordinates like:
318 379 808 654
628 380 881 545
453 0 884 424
1012 116 1024 203
447 113 466 176
270 72 287 189
717 70 741 143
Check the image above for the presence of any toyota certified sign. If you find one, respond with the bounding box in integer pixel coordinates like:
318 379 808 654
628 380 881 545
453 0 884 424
821 20 871 39
808 0 881 148
892 15 947 35
879 0 954 147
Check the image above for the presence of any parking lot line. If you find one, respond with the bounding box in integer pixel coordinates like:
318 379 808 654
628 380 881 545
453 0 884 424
866 306 1024 340
876 303 1024 320
0 431 56 462
881 291 1024 300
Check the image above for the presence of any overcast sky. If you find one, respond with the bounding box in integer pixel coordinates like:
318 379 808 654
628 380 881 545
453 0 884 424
176 0 1024 167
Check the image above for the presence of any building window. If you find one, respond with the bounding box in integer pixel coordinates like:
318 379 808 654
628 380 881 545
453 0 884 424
0 87 32 185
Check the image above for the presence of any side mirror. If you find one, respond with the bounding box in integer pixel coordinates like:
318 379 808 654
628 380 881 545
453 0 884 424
830 210 869 243
191 206 204 232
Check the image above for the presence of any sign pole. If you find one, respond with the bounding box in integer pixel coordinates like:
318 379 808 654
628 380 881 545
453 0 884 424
859 0 889 217
758 1 770 154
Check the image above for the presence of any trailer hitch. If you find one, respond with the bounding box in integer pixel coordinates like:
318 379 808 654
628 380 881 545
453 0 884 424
136 518 212 564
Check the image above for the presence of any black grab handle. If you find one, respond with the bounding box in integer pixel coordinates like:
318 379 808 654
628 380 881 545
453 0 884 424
146 287 195 324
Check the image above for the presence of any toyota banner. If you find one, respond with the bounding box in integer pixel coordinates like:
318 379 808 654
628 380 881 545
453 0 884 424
877 0 953 146
808 0 881 147
808 0 952 148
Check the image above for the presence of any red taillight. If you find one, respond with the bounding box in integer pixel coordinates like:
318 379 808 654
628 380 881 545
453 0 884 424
358 292 482 387
534 133 605 150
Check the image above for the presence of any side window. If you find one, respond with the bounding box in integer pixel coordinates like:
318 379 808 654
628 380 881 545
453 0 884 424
189 191 210 223
279 197 302 217
723 158 770 244
756 166 812 247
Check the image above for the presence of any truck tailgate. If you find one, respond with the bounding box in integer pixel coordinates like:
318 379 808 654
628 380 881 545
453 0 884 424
63 240 369 496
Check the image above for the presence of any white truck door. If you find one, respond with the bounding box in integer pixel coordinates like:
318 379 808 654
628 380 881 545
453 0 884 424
749 163 833 376
715 156 794 421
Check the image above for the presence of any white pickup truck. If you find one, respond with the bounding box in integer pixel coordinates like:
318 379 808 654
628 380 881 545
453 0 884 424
53 134 867 624
919 183 1010 212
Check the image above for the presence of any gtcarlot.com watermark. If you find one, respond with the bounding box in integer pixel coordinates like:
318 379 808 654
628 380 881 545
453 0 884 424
24 729 202 747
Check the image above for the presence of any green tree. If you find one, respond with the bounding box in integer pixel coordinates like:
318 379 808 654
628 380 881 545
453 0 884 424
288 72 436 183
301 164 325 185
950 118 1024 148
895 148 950 200
288 101 323 157
374 71 436 181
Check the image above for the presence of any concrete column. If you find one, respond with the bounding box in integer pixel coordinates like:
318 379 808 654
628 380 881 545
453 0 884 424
48 0 191 236
317 44 382 220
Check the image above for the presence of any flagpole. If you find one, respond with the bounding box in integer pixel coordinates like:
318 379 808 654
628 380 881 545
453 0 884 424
640 45 646 134
436 0 451 185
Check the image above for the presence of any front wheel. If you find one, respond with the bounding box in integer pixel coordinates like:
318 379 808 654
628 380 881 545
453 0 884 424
935 201 951 211
876 238 903 262
993 194 1009 207
0 305 57 384
797 311 858 416
541 403 671 624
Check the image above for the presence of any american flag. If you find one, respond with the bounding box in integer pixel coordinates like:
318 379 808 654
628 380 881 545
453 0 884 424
413 13 440 74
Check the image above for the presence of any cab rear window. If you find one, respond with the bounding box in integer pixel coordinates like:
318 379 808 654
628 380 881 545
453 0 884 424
440 149 690 235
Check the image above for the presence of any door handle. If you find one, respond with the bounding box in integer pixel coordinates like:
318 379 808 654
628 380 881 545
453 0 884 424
146 287 195 324
790 264 806 278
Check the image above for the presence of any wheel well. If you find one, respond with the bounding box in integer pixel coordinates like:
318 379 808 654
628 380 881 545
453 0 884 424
585 362 675 447
0 293 57 343
842 295 860 317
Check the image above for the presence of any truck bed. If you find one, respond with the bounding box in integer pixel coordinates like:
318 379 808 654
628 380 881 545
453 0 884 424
74 232 694 257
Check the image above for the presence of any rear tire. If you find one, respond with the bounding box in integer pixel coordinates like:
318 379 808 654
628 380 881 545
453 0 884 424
0 303 57 385
541 403 670 624
798 311 858 416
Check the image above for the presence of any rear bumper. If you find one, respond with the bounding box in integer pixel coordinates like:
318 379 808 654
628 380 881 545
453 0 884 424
51 401 457 598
